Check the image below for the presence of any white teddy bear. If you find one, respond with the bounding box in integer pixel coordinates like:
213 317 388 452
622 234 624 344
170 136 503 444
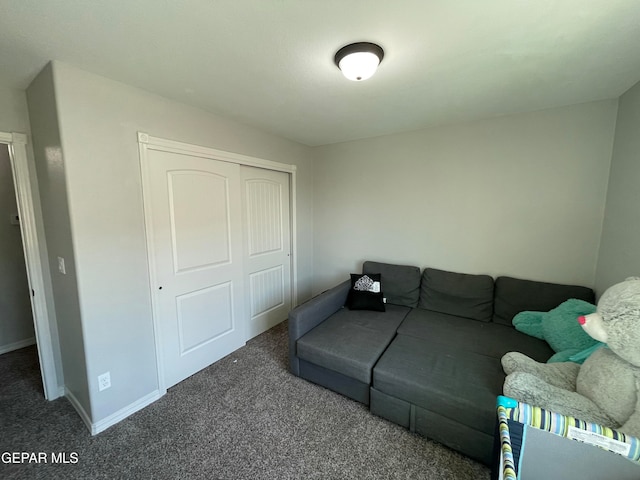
502 277 640 437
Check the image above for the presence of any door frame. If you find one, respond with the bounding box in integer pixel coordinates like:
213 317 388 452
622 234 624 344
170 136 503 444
1 131 62 400
138 132 297 393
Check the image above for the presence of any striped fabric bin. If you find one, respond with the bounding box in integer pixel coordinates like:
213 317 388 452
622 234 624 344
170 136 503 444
496 396 640 480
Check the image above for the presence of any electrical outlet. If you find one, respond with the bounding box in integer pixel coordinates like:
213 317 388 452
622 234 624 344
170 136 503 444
98 372 111 391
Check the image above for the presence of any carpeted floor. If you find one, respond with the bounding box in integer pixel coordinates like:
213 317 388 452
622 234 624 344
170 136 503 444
1 322 490 479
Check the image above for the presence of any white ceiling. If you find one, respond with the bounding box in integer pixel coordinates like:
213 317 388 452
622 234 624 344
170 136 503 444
1 1 640 146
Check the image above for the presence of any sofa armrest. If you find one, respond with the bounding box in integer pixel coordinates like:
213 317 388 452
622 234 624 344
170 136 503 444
288 279 350 375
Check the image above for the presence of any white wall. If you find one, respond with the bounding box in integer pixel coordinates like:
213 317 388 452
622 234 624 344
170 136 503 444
595 80 640 294
27 64 89 408
43 61 314 425
313 101 617 292
0 145 34 352
0 86 31 134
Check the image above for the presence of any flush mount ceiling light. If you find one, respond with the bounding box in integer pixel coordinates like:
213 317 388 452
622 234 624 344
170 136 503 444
334 42 384 81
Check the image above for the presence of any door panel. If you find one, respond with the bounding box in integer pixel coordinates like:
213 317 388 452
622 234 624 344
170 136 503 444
147 149 245 389
176 281 233 353
249 265 285 317
246 179 283 255
169 171 231 272
241 167 291 340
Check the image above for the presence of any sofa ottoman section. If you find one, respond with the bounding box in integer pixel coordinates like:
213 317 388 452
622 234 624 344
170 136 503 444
296 304 410 404
369 387 496 463
398 308 554 362
413 404 494 466
373 334 504 432
370 386 412 429
372 334 504 464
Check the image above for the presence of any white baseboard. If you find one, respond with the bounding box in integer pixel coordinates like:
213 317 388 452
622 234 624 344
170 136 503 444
0 337 36 355
66 387 164 435
65 388 93 433
90 390 163 435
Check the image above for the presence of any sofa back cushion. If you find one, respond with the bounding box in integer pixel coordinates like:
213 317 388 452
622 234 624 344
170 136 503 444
493 276 596 326
363 261 421 308
418 268 494 322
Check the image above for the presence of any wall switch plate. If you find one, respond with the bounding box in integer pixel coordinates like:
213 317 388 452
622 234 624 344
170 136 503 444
98 372 111 391
57 256 66 275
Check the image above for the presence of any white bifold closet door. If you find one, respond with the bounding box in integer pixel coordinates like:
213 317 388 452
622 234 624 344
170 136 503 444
145 149 291 389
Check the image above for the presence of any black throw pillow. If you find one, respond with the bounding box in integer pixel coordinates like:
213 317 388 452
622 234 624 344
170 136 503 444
347 273 385 311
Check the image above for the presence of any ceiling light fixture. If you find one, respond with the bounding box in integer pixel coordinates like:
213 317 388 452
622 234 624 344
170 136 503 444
334 42 384 81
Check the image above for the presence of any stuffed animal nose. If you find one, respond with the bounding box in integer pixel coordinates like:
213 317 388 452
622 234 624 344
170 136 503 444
578 315 586 325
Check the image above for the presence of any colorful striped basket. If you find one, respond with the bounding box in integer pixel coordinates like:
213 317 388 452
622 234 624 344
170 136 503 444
496 395 640 480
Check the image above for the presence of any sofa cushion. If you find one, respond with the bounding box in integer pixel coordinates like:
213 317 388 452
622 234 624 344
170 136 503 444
373 334 503 435
418 268 494 322
493 276 596 326
296 304 410 384
398 308 553 362
363 261 421 308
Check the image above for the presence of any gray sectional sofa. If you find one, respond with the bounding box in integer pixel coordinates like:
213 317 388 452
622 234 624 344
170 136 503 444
288 261 595 465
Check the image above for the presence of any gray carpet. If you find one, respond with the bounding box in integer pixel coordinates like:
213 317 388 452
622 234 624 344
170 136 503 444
1 322 490 479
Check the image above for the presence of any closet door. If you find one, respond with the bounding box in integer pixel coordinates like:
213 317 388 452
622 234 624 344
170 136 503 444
241 166 291 340
146 149 245 388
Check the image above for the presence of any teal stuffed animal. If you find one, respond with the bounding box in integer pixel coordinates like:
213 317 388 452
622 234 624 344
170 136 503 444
513 299 599 363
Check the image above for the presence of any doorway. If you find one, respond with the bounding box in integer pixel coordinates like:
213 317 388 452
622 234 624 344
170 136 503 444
0 145 34 354
0 131 61 400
